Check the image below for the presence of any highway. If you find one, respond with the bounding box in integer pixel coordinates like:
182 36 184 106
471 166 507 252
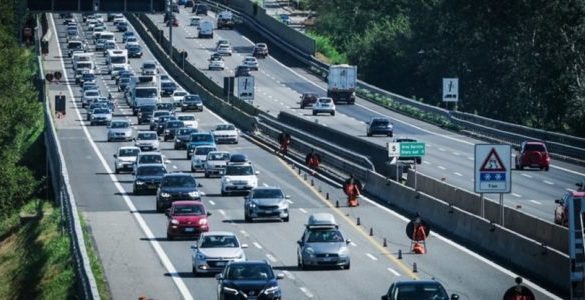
46 12 561 300
146 6 585 223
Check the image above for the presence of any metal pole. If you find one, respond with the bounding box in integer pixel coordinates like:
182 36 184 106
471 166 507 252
414 162 417 191
227 78 231 103
499 193 504 226
396 161 399 182
168 14 173 55
480 193 484 218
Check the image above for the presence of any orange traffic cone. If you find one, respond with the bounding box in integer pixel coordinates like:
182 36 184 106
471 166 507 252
412 242 426 254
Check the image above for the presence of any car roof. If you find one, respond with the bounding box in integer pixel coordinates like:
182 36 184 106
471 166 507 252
524 141 545 145
307 213 337 228
227 260 270 266
163 172 193 177
393 280 445 286
173 200 204 206
118 146 140 151
137 131 158 135
137 163 165 168
201 231 237 237
252 186 282 191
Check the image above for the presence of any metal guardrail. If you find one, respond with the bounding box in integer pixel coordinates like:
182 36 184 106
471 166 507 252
37 15 100 300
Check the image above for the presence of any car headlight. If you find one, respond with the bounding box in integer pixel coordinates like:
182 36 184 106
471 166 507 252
165 129 170 133
160 192 170 197
263 285 280 295
170 219 179 225
188 191 200 198
279 201 288 209
223 177 231 183
248 201 256 208
222 287 239 295
304 247 315 257
339 246 349 257
198 218 207 225
176 139 181 143
196 252 207 260
135 180 145 185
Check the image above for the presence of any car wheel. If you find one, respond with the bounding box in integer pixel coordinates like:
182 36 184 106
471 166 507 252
245 214 251 223
331 111 335 116
221 190 227 196
204 172 209 178
515 163 520 170
133 188 139 195
388 133 393 137
115 168 119 174
545 166 549 171
344 262 350 270
283 216 289 222
187 154 191 160
300 104 305 109
297 256 303 269
191 166 196 172
367 132 372 137
167 233 174 241
192 266 199 276
156 202 163 213
312 111 316 116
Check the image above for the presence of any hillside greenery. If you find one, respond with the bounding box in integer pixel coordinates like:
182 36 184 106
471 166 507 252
308 0 585 137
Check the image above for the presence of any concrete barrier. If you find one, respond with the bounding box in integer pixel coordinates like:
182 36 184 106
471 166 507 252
365 171 568 296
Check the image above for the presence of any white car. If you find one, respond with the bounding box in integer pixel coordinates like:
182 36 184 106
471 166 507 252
204 151 231 178
242 56 258 71
208 57 225 70
212 123 239 144
113 146 141 174
191 231 248 275
216 44 232 56
134 131 160 152
81 89 101 108
90 108 112 126
172 90 188 106
191 145 217 172
176 114 198 128
133 152 169 174
221 164 259 196
312 97 336 116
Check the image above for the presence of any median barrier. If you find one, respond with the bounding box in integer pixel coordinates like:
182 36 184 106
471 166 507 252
365 171 568 296
406 169 569 254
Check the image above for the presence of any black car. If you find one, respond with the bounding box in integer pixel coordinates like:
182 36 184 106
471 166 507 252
127 44 143 58
216 260 284 300
163 120 185 142
228 153 250 165
235 65 251 77
137 105 156 125
133 164 168 195
160 81 178 96
185 0 194 7
174 127 199 150
192 4 208 15
381 280 459 300
182 94 204 112
366 117 394 137
156 173 202 212
156 115 176 135
116 70 133 85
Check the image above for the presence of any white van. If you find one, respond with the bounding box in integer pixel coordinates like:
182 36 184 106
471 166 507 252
73 52 94 64
197 20 214 38
99 31 115 42
107 49 128 78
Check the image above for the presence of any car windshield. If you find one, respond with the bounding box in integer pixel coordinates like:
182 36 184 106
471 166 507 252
173 204 204 216
143 63 155 69
167 122 183 129
191 134 213 142
110 122 129 128
163 175 196 187
525 144 546 152
208 152 230 160
373 120 390 126
199 235 239 248
178 115 195 121
137 165 166 176
137 133 157 140
393 283 449 300
225 264 273 280
175 91 188 96
94 108 109 114
252 189 283 199
82 73 95 79
184 95 201 102
129 45 141 50
86 91 99 97
140 106 155 112
135 88 157 98
178 128 196 135
307 229 344 243
119 148 139 157
111 56 125 63
319 98 332 104
225 165 253 176
138 155 162 164
216 124 235 131
195 147 216 155
154 111 170 117
162 82 176 88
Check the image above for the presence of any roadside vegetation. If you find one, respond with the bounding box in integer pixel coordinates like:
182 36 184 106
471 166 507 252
306 0 585 137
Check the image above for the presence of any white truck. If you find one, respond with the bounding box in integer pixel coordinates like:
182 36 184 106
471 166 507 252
327 64 357 104
106 49 128 79
198 20 214 38
127 75 160 116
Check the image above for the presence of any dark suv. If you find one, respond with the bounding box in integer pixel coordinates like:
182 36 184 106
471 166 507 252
216 260 284 300
137 105 156 125
192 4 208 15
156 173 203 212
515 141 550 171
181 94 204 112
252 43 269 58
299 93 318 109
366 117 394 137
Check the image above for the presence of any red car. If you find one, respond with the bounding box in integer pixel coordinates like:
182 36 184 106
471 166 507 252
515 141 550 171
166 201 210 240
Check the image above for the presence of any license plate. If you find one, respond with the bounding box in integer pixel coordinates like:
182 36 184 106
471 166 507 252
148 185 157 189
323 257 333 262
215 261 226 266
248 297 257 300
184 228 194 232
235 186 245 189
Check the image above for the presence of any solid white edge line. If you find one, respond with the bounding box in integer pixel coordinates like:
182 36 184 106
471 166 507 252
50 14 194 300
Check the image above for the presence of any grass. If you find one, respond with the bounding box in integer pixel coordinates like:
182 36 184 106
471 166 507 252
80 214 112 300
306 31 347 64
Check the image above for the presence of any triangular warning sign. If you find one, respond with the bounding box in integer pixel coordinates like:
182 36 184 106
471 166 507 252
480 148 506 171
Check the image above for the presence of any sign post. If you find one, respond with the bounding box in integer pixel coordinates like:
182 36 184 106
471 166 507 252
236 76 255 102
474 144 512 224
387 142 426 187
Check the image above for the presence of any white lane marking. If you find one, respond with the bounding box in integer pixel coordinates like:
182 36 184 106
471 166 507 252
253 242 263 249
567 188 576 192
350 242 357 247
208 200 216 206
521 174 532 178
530 200 542 205
438 166 446 170
423 161 431 165
512 193 522 198
172 165 178 169
286 199 293 204
265 253 277 262
453 152 460 156
454 172 462 177
438 148 446 152
467 157 474 160
50 14 194 300
239 230 250 238
299 208 307 213
299 287 314 298
282 270 295 280
544 180 554 185
366 253 378 261
218 209 226 216
262 182 269 187
387 268 401 276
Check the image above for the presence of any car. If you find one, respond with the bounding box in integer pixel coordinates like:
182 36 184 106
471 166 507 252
212 123 239 144
126 42 143 58
86 102 108 120
171 90 188 106
244 187 290 222
137 105 156 125
242 56 258 71
156 102 176 113
81 89 101 108
394 138 423 164
167 17 179 27
117 77 131 92
220 164 259 196
174 127 199 150
107 120 133 142
133 163 167 195
299 92 318 109
216 44 232 56
133 151 169 175
185 0 194 7
227 153 250 165
252 43 269 58
297 213 350 270
134 131 160 152
215 260 284 299
381 280 459 300
78 72 97 86
113 146 141 174
191 231 248 275
182 94 204 112
216 10 234 29
208 56 225 70
186 132 216 159
163 120 185 142
122 31 134 42
116 20 129 32
189 16 200 26
312 97 336 116
63 17 76 25
191 145 218 171
95 38 107 51
102 41 117 56
155 115 177 135
515 141 550 171
234 65 250 77
89 108 112 126
141 60 158 75
176 114 198 128
149 110 172 130
279 14 290 25
367 117 394 137
166 201 211 240
204 151 231 178
161 81 178 96
111 14 124 23
216 39 230 48
124 36 137 43
171 3 179 12
156 173 203 212
192 3 208 15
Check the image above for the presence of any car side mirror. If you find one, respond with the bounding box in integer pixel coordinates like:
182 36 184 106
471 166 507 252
164 208 171 217
206 211 212 216
276 273 285 280
366 121 370 124
346 239 352 245
451 294 459 300
165 160 171 164
255 171 260 175
241 243 248 248
215 273 223 280
198 183 203 187
381 296 389 300
555 199 562 204
190 244 198 249
113 154 117 158
285 195 290 199
297 240 303 246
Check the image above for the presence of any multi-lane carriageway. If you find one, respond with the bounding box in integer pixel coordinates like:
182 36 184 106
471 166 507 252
46 10 562 300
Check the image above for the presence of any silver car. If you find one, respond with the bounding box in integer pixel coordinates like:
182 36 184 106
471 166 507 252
89 108 112 126
113 146 140 173
244 187 290 222
203 151 230 178
190 145 217 172
297 213 351 270
107 120 133 142
134 131 159 151
191 231 248 275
